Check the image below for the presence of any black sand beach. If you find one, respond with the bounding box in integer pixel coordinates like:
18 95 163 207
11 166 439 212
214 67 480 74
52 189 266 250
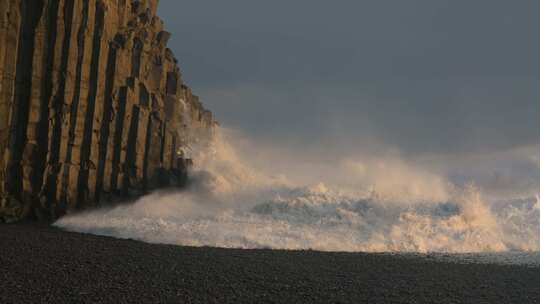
1 223 539 304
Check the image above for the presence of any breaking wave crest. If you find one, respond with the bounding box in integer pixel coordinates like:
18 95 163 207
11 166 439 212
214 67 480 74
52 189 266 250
55 129 540 253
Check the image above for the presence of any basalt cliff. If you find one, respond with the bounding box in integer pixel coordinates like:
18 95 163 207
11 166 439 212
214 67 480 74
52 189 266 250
0 0 215 222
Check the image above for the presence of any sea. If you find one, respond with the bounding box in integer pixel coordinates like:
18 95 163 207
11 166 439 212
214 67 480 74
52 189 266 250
55 128 540 267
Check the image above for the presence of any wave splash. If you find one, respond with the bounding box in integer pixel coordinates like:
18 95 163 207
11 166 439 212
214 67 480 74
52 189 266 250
55 129 540 253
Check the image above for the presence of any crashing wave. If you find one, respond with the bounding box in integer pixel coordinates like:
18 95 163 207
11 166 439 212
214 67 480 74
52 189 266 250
55 128 540 254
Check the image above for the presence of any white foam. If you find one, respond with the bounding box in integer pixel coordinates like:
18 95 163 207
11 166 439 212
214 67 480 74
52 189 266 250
54 128 540 254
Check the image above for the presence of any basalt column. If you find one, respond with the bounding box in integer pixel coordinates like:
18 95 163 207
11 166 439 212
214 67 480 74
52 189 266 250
0 0 215 222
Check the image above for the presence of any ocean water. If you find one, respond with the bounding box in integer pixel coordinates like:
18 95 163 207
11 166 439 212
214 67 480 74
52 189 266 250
55 129 540 266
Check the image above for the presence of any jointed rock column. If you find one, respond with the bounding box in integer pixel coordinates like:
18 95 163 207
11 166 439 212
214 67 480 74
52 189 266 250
0 0 215 221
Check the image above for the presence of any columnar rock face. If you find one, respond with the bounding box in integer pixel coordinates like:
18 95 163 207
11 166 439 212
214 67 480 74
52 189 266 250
0 0 215 221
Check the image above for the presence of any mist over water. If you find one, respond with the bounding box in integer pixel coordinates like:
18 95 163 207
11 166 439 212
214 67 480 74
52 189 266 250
55 128 540 256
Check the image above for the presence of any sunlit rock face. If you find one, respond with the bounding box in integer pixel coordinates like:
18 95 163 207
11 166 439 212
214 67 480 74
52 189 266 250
0 0 215 221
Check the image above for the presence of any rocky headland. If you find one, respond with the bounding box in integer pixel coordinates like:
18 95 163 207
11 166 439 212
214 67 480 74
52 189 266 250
0 0 215 222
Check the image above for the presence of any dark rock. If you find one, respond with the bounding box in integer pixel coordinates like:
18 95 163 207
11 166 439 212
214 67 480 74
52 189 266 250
0 0 215 221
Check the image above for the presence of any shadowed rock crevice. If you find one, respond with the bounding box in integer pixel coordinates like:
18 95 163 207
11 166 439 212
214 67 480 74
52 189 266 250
110 85 128 194
43 0 75 219
0 0 215 222
34 0 60 219
76 1 105 206
6 0 45 201
123 104 140 195
95 41 118 204
60 0 90 212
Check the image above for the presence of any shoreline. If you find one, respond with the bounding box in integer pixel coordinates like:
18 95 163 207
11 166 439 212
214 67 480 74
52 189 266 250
1 223 539 303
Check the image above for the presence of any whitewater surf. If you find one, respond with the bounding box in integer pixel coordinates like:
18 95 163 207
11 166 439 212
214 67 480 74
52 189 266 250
55 128 540 257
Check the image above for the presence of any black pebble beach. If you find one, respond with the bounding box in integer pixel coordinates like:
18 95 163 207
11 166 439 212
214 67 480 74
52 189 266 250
1 223 539 303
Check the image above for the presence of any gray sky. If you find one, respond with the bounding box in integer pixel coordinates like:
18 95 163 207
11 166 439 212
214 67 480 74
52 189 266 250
157 0 540 174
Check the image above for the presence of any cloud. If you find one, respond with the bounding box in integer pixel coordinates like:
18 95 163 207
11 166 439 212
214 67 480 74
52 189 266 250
158 0 540 188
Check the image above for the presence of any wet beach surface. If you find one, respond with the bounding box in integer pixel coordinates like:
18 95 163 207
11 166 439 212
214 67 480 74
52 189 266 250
1 223 539 303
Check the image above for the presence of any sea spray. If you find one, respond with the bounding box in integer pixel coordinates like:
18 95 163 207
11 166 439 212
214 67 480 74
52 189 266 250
55 128 540 253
